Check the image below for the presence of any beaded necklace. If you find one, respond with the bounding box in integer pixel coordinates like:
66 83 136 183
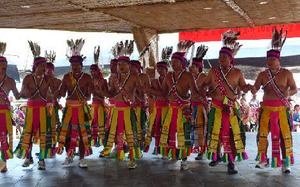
116 72 133 106
170 70 190 106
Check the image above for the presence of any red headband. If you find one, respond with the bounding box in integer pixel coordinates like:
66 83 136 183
69 56 84 64
90 64 103 79
192 59 203 69
171 52 187 69
156 61 168 69
130 60 143 71
46 63 54 70
219 47 234 64
0 56 7 63
117 56 130 63
33 57 46 71
267 50 280 59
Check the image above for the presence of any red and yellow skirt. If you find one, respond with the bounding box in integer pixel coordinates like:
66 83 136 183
57 100 92 157
256 100 294 168
0 105 13 161
144 100 168 155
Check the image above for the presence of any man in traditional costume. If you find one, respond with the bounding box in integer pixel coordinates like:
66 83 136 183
0 42 21 172
102 51 143 169
201 30 249 174
14 41 54 170
90 46 108 148
251 28 297 173
105 58 118 147
100 43 124 158
130 59 150 149
154 41 200 170
189 45 209 160
45 50 61 155
57 39 93 168
144 47 172 158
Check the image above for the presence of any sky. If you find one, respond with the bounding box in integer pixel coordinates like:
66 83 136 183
1 28 300 71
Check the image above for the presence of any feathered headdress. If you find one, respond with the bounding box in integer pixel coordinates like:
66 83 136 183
28 41 41 58
161 46 173 62
177 40 195 56
0 42 7 56
66 38 86 64
45 50 56 63
28 41 46 71
191 45 208 68
195 45 208 61
271 27 287 52
45 50 56 70
94 46 100 66
0 42 7 63
221 30 242 57
111 40 134 58
267 27 287 59
66 38 85 57
90 45 103 78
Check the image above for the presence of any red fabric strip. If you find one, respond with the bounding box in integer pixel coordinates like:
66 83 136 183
27 101 46 107
117 110 125 151
155 101 169 106
262 100 285 107
32 107 40 133
179 23 300 42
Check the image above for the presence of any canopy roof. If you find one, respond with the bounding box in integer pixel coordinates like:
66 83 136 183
1 0 300 33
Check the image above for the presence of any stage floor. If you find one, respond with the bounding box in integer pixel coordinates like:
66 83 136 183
1 132 300 187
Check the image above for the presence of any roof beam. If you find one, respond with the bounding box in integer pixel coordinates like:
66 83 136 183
27 20 119 28
222 0 255 27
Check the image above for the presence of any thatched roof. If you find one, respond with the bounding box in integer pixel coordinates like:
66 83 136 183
1 0 299 33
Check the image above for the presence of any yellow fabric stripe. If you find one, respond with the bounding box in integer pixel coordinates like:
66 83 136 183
2 110 13 150
278 109 293 156
230 114 244 153
208 106 222 153
39 106 47 149
145 106 157 145
258 108 271 153
62 105 72 125
106 108 118 148
176 107 185 149
135 107 142 142
98 105 105 139
21 107 33 150
161 106 168 124
196 104 205 146
160 106 173 147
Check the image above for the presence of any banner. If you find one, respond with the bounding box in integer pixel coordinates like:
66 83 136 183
179 23 300 42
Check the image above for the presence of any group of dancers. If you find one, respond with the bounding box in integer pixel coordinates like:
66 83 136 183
0 28 296 174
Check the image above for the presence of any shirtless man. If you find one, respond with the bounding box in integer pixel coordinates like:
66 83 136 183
130 60 150 149
144 61 169 157
201 46 249 174
101 59 118 157
251 47 297 173
57 55 94 168
189 57 208 160
0 55 20 172
102 56 143 169
90 64 108 148
151 52 199 170
15 56 54 170
45 62 61 154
